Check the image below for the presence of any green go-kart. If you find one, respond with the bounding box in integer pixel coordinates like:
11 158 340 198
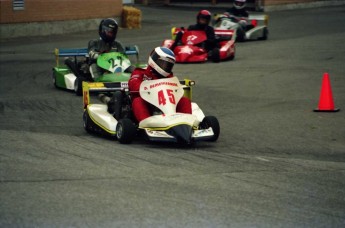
52 46 145 95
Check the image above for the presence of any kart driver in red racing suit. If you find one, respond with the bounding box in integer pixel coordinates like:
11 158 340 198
128 47 192 122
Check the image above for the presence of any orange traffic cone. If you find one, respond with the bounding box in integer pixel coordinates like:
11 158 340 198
314 73 339 112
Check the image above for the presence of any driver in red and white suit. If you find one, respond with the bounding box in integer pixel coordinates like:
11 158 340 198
128 47 192 122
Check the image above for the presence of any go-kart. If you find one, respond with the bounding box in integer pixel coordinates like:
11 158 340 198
82 77 220 144
162 27 235 63
52 46 145 95
213 13 269 42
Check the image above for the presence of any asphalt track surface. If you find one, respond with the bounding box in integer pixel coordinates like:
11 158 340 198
1 5 345 228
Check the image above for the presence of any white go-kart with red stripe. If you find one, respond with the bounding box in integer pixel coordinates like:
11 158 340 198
82 77 220 144
213 14 269 42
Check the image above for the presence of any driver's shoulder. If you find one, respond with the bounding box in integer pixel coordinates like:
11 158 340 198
88 39 100 49
187 24 198 31
131 68 146 77
206 25 215 31
113 40 124 47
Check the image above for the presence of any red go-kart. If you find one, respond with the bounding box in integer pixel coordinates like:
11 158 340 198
162 27 235 63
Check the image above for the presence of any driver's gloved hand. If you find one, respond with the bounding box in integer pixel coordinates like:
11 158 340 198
175 31 183 42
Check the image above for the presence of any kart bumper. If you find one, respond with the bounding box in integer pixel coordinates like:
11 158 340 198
144 125 215 143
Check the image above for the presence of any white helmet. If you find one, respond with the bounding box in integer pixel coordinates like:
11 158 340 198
148 47 175 77
234 0 246 10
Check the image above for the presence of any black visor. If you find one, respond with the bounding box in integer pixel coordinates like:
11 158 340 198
102 25 115 33
235 2 245 7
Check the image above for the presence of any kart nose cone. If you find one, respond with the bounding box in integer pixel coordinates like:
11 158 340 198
168 124 193 144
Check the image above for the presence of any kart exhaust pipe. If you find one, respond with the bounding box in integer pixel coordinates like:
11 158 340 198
98 93 111 104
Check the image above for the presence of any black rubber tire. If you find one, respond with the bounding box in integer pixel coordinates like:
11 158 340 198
200 116 220 142
228 46 235 61
228 54 235 61
74 77 86 96
211 48 220 63
52 71 57 88
236 27 246 42
259 27 268 40
116 118 136 144
83 111 92 133
109 91 123 120
64 58 80 77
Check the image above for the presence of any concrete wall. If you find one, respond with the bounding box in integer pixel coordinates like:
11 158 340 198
0 0 122 24
139 0 342 7
264 0 315 5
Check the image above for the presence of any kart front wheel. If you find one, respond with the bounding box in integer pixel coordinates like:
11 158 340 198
74 77 86 96
116 118 136 144
83 110 92 133
200 116 220 142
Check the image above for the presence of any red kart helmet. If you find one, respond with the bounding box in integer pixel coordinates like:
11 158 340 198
99 18 118 43
197 10 212 25
148 47 176 78
234 0 247 10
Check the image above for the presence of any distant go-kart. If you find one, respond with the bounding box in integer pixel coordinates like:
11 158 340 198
162 27 235 63
213 13 269 42
52 46 145 95
82 77 220 144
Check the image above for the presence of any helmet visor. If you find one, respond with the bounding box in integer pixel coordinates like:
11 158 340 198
235 1 245 7
103 25 114 34
157 58 174 74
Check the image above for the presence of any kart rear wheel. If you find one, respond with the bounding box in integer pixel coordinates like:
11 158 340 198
108 91 123 120
228 54 235 61
259 27 268 40
65 58 80 77
236 27 246 42
211 48 220 63
74 77 86 96
200 116 220 142
228 46 235 61
116 118 136 144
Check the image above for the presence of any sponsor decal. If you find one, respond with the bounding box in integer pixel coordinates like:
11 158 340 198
121 82 128 88
165 114 184 121
187 35 198 45
149 81 178 89
193 128 213 137
147 130 171 137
